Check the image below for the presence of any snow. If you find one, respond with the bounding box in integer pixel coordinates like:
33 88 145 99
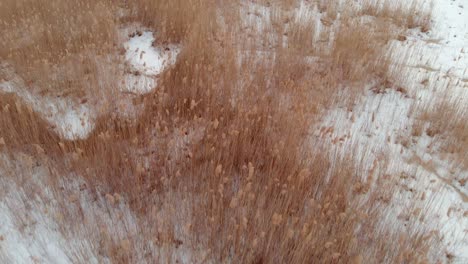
315 0 468 260
0 24 189 259
125 31 179 76
0 80 94 141
0 154 78 264
0 151 211 263
0 28 180 140
0 152 135 263
391 0 468 81
123 31 180 94
0 0 466 262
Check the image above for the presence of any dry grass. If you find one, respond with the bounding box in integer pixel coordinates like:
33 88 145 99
360 0 434 32
0 0 119 98
129 0 215 43
413 95 468 172
331 19 393 83
0 94 60 149
0 0 451 263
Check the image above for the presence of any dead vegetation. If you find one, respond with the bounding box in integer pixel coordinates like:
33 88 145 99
0 0 119 98
359 0 434 32
130 0 215 43
413 92 468 172
0 0 455 263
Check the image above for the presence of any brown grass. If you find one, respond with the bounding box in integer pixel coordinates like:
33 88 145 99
0 0 450 263
0 0 119 98
360 0 434 32
414 95 468 172
129 0 215 43
0 93 60 150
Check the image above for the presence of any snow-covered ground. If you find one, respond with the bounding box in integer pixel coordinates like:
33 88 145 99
0 149 211 263
316 0 468 260
0 0 466 263
0 67 95 140
123 30 180 94
0 27 180 140
0 24 183 263
240 0 468 261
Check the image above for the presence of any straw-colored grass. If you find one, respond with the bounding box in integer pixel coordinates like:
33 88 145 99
0 0 449 263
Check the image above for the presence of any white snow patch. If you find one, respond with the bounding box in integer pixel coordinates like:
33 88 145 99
123 31 180 94
0 80 94 141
